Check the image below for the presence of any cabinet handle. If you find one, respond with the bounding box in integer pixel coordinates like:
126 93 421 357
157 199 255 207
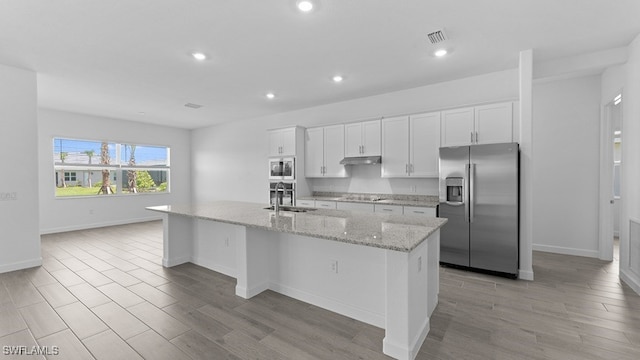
475 131 478 143
382 208 393 212
405 164 409 174
470 131 473 143
411 164 414 173
413 211 425 214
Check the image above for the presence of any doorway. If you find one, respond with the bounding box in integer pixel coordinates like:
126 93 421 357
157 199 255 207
599 92 623 261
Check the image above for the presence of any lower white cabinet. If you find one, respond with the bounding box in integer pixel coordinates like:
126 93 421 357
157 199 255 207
315 200 337 209
336 202 375 213
297 200 315 208
374 204 403 214
404 206 437 217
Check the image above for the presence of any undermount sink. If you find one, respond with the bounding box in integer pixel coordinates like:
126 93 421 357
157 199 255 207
264 206 317 213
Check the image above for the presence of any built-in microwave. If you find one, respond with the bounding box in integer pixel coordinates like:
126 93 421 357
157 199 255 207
269 182 295 207
268 157 295 180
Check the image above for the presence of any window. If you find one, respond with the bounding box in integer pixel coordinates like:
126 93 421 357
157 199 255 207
53 138 170 197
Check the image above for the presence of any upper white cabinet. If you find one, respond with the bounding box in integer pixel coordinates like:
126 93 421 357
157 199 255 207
305 124 347 178
345 120 381 157
441 102 513 147
474 102 513 145
268 127 297 156
381 112 440 178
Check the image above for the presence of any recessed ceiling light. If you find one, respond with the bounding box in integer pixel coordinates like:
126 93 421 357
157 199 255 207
297 0 314 12
434 49 448 57
332 75 343 83
266 93 276 99
191 52 207 61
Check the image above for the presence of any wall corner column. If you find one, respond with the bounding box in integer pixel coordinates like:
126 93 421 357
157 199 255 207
519 49 534 280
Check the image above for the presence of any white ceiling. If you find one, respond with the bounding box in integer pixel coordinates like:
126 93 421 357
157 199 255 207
1 1 639 129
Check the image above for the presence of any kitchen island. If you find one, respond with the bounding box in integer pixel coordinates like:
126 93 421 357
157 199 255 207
147 201 447 360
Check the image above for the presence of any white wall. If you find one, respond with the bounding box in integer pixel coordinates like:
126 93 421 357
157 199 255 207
0 64 40 273
532 75 602 257
191 69 519 203
620 34 640 293
38 109 191 234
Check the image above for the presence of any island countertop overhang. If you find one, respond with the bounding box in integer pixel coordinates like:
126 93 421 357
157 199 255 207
147 201 447 252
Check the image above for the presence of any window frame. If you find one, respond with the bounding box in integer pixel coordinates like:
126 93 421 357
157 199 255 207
53 137 171 199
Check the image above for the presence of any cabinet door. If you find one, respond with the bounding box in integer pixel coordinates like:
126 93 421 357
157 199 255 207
280 127 297 156
474 102 513 145
323 124 347 177
410 112 440 177
381 116 409 177
268 130 283 156
344 122 362 157
441 107 474 147
305 127 324 177
362 120 381 156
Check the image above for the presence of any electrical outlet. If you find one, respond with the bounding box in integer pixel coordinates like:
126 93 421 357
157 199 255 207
418 256 422 272
89 209 94 215
0 192 17 201
410 185 417 193
225 237 230 247
331 260 339 274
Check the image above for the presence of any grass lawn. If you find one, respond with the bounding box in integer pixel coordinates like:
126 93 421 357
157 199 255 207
55 186 106 197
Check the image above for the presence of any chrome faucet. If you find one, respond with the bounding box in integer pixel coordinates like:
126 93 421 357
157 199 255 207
274 181 286 213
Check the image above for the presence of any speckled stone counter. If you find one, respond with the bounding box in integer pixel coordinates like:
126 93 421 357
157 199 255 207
147 200 444 360
298 192 439 208
147 201 446 252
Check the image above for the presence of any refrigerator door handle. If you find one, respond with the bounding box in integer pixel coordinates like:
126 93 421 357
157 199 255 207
469 163 476 223
464 164 470 223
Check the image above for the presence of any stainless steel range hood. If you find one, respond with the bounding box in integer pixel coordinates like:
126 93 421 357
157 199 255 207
339 156 382 165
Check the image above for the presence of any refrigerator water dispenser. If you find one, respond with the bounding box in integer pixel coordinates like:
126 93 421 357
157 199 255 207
445 177 464 203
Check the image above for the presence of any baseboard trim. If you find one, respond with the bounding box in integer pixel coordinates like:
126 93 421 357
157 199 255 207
518 269 534 281
40 216 162 235
533 244 599 258
0 257 43 274
383 317 429 360
270 282 385 328
192 257 237 278
620 268 640 296
163 256 191 268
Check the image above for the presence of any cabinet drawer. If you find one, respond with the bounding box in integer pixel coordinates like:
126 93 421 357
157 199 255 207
315 201 337 209
296 200 315 208
404 206 436 217
374 204 403 214
336 202 375 213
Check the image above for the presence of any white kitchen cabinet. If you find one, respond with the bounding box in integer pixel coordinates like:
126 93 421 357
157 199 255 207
382 112 440 178
441 102 513 147
404 206 437 217
336 202 375 213
296 199 315 208
305 125 347 178
315 200 337 209
474 102 513 145
268 127 297 156
305 127 324 177
345 120 381 157
374 204 403 214
441 107 474 147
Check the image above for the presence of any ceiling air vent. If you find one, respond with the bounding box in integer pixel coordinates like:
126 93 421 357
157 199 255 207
427 29 448 44
184 103 203 109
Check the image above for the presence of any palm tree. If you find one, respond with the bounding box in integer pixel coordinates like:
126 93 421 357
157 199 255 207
97 142 114 194
82 150 95 187
126 145 137 193
59 152 68 188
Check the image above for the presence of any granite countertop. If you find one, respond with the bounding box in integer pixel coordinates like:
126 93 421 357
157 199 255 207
147 201 447 253
298 192 439 208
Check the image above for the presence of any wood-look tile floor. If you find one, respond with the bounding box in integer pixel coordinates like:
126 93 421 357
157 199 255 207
1 222 639 359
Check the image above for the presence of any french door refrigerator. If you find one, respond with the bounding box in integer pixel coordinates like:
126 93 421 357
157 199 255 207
438 142 519 277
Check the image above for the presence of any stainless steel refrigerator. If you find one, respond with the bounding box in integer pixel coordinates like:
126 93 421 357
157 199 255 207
439 142 519 277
